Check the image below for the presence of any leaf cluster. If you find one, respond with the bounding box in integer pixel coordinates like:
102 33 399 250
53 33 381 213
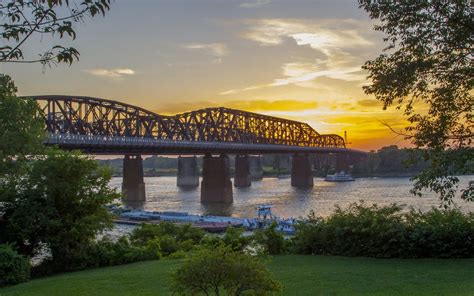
0 0 111 65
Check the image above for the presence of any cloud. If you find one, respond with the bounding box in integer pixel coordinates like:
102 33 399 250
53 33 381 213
271 62 365 86
218 19 374 95
155 99 318 114
240 0 271 8
183 43 228 63
242 19 372 53
220 62 365 95
85 68 135 79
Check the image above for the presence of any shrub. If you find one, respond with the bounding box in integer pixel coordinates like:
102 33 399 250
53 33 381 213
32 237 161 276
253 222 287 255
129 222 205 256
291 202 474 258
0 244 30 286
221 226 252 252
406 208 474 258
171 245 281 295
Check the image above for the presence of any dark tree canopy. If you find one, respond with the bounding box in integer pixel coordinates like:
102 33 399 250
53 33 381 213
0 0 111 65
359 0 473 205
0 150 118 259
0 74 44 175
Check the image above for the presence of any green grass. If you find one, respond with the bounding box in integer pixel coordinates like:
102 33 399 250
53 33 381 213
1 255 473 295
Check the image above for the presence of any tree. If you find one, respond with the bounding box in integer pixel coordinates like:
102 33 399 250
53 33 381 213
358 1 473 206
0 74 44 175
0 150 119 266
1 0 111 66
171 245 281 296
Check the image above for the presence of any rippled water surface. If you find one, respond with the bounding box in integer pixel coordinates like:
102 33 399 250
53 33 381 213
109 176 474 219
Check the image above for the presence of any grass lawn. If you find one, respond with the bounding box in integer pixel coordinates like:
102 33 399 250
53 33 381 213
1 255 473 295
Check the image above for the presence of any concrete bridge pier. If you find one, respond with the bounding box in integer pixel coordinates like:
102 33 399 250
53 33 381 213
234 155 251 187
177 156 199 188
291 153 314 187
249 156 264 180
201 154 233 203
122 154 146 202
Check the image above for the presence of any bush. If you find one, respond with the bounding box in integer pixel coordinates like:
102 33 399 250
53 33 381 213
32 237 161 276
291 202 474 258
129 222 205 256
0 244 30 286
253 222 287 255
171 245 281 295
406 208 474 258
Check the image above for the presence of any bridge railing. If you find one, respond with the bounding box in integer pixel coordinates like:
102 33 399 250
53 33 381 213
46 133 353 154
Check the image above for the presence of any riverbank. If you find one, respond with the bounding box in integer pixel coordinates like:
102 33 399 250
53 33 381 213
2 255 473 295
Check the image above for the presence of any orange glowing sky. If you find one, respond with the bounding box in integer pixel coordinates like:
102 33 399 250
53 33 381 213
1 0 412 151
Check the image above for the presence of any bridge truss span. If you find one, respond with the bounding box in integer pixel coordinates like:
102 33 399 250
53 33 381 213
25 95 351 153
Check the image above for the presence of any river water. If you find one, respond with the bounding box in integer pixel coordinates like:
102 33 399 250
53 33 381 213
109 176 474 219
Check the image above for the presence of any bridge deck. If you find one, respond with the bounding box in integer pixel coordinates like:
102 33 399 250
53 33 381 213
46 133 366 155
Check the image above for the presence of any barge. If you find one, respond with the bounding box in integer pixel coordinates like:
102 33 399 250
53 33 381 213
110 205 296 234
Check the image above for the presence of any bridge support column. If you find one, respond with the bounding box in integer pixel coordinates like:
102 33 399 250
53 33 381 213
234 155 251 187
122 155 146 202
291 154 314 187
177 156 199 188
249 156 263 180
201 154 233 203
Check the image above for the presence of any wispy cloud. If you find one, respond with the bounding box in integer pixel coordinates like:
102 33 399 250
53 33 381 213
220 19 373 94
85 68 135 79
242 19 372 52
183 43 228 63
240 0 271 8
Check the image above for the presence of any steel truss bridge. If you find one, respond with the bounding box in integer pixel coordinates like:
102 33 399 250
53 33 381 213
25 95 364 155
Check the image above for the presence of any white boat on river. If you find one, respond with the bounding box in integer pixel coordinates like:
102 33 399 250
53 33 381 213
325 171 355 182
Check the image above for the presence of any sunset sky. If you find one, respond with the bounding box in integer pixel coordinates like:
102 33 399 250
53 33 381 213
2 0 411 151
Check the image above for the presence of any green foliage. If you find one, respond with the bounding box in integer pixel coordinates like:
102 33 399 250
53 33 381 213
202 226 253 253
171 245 281 296
221 226 253 252
0 0 111 65
130 222 205 256
405 208 474 258
358 1 473 204
0 75 44 176
85 237 161 269
291 202 474 258
0 244 30 287
33 236 161 276
0 150 119 263
253 222 287 255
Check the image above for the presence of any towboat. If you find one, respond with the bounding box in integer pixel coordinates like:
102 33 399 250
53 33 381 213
324 171 355 182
